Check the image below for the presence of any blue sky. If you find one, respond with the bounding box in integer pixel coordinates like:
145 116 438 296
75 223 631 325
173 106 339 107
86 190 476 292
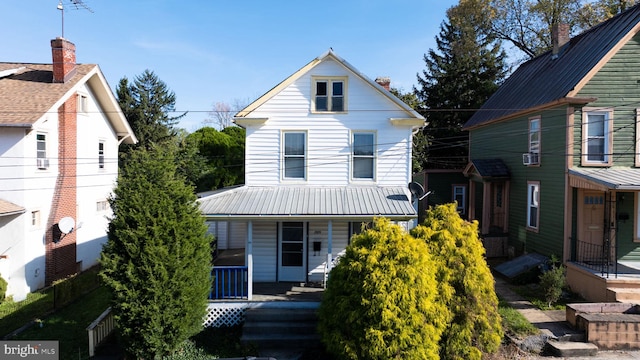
3 0 457 131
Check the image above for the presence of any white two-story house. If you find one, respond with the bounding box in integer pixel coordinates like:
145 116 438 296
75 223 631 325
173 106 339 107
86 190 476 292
0 38 136 301
199 50 424 299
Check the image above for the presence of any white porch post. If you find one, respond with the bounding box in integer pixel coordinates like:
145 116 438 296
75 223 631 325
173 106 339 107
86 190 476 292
327 220 333 271
247 220 253 301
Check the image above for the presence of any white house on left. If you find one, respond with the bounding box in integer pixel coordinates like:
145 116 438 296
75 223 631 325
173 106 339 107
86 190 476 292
0 38 136 301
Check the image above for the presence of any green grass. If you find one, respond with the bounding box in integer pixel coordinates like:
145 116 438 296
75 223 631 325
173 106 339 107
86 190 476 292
498 298 539 337
12 286 112 360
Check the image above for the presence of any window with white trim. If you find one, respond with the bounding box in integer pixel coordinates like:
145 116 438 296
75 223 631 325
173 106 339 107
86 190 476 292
352 132 375 179
582 109 613 165
528 117 540 165
36 133 49 169
31 210 41 227
313 77 346 112
78 94 88 114
96 200 109 212
527 181 540 230
98 141 105 169
453 185 467 215
283 132 306 179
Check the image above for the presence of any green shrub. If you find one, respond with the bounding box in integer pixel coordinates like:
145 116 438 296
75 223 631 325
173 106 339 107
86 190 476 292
411 203 503 360
539 261 566 308
318 218 446 359
0 274 7 303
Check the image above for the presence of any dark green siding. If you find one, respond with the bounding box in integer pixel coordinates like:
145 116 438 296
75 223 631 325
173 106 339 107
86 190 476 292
470 108 568 257
617 192 640 261
574 35 640 167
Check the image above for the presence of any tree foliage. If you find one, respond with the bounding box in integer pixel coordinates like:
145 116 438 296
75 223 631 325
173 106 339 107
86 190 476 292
99 145 212 359
318 218 446 360
414 3 507 171
411 203 503 360
117 69 185 152
186 126 245 192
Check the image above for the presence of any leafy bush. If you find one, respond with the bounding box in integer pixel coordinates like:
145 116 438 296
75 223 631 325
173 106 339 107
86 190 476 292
539 262 566 308
412 203 503 360
0 274 7 303
318 218 446 359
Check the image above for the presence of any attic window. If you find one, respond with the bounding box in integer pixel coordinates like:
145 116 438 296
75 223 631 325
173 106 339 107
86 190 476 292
312 77 347 113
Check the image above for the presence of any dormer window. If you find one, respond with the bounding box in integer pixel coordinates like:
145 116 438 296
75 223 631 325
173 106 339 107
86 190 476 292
313 77 347 112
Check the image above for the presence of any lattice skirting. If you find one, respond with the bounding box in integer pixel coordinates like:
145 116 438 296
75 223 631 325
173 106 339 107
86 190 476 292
204 303 249 327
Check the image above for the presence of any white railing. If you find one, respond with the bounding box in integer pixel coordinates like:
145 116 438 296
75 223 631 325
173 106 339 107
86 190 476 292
86 307 114 357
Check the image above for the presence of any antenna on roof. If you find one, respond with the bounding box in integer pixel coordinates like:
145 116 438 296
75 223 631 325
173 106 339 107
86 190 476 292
57 0 94 38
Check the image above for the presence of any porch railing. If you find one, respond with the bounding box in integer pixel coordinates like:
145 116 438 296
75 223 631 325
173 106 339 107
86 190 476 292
209 266 248 300
571 238 614 277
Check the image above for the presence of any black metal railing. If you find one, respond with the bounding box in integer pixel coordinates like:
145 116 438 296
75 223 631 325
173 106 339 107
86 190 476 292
572 238 612 277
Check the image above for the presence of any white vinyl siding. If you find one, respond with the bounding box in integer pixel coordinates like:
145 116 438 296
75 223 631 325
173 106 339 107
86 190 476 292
244 60 414 187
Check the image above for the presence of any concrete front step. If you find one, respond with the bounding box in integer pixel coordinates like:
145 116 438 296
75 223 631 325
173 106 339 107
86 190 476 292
607 287 640 302
546 340 598 357
243 307 318 322
242 321 318 336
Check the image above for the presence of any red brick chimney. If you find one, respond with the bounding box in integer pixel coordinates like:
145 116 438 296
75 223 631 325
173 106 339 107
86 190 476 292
51 37 76 83
552 23 570 56
375 77 391 91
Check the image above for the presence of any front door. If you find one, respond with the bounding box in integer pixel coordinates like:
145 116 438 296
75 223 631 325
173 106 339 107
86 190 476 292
490 182 506 233
278 222 307 282
581 191 605 246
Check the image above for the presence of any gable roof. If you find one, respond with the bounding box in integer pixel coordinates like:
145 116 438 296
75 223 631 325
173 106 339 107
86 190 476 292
234 49 424 122
199 185 417 220
463 4 640 130
0 62 137 144
463 159 510 179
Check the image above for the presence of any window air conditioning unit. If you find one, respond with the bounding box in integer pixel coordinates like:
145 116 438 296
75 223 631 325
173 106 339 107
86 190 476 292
37 158 50 169
522 153 539 166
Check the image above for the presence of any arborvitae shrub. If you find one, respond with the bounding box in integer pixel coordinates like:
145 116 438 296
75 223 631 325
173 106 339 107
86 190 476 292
318 218 446 360
540 262 566 308
411 203 503 360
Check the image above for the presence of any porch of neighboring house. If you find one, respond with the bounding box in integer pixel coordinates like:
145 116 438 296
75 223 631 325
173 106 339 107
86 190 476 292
567 257 640 303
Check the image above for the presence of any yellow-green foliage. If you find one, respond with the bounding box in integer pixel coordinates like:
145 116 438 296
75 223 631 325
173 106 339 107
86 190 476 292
318 218 446 359
412 203 503 360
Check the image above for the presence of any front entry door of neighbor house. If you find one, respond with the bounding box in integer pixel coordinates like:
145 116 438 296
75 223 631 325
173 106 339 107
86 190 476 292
581 191 605 246
278 222 307 282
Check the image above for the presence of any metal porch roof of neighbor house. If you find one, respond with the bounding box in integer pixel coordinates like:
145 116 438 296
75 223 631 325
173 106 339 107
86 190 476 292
0 199 25 217
463 5 640 129
569 168 640 190
198 186 417 220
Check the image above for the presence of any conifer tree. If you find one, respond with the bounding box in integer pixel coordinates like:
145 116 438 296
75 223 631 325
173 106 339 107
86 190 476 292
414 3 507 171
318 218 446 359
412 204 503 360
100 145 212 359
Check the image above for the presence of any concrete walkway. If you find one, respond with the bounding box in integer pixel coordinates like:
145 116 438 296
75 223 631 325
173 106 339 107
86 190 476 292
494 276 640 359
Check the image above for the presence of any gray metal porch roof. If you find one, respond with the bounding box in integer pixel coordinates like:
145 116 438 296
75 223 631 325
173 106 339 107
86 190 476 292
198 186 417 220
569 168 640 190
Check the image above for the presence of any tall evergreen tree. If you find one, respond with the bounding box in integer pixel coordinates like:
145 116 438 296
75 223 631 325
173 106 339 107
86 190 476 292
116 69 185 152
100 145 212 359
414 4 508 170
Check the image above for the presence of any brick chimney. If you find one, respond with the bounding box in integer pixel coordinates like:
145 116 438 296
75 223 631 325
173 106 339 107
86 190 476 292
375 77 391 91
552 23 570 57
51 37 76 83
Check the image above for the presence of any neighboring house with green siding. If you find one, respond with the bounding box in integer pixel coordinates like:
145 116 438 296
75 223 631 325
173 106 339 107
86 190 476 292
413 169 468 223
463 5 640 302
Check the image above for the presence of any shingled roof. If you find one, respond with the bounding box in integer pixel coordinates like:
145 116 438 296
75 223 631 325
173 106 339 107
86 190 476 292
463 5 640 129
0 63 95 127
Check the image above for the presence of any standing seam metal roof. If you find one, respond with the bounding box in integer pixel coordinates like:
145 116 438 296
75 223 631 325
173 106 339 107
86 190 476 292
198 186 416 219
463 5 640 129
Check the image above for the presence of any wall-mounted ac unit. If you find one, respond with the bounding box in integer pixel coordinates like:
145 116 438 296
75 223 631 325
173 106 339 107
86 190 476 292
37 158 49 169
522 152 539 166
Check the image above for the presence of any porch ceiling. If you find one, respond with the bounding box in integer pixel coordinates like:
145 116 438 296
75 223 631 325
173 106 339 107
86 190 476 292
569 168 640 191
198 185 417 220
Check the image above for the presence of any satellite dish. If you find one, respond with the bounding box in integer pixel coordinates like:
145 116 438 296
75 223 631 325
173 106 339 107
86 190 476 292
58 217 75 234
408 182 425 198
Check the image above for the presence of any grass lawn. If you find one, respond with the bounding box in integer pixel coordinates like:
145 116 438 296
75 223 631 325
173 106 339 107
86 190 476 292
11 286 112 360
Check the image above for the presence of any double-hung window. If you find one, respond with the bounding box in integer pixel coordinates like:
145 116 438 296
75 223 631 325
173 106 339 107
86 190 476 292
98 141 105 169
528 117 540 165
283 132 306 179
36 133 49 169
352 132 375 180
453 185 467 214
313 77 346 112
582 108 613 165
527 181 540 230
